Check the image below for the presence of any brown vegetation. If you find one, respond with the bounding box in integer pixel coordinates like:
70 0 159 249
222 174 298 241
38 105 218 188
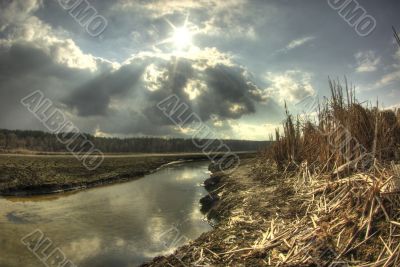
263 81 400 265
271 79 400 174
143 81 400 266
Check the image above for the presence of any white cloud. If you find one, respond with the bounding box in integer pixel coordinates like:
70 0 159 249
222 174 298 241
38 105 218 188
375 70 400 88
0 0 42 31
115 0 246 17
0 1 117 73
373 48 400 88
264 70 315 104
384 102 400 110
143 63 168 92
201 17 257 40
125 46 235 70
286 36 315 50
115 0 257 40
274 36 315 54
355 51 381 73
184 79 207 100
229 120 279 140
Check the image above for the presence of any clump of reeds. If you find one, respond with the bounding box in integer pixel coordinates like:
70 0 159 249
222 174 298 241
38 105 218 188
272 103 301 170
264 79 400 265
270 79 400 175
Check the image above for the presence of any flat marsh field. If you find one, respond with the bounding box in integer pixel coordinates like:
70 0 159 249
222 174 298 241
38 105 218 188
0 153 246 196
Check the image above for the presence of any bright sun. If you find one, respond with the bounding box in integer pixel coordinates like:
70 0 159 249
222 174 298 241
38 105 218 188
160 15 196 53
172 26 192 50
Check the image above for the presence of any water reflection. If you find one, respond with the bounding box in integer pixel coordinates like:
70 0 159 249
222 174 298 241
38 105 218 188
0 161 212 267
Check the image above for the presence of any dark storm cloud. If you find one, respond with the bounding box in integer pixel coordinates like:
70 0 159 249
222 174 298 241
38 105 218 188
0 43 55 78
131 57 265 129
140 58 195 126
202 64 258 118
0 43 82 80
63 63 145 116
0 43 92 131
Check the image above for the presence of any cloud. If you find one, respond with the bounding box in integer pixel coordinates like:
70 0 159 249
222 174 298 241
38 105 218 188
115 0 245 15
285 36 315 51
0 2 116 73
0 0 268 139
113 0 257 41
63 63 145 116
355 51 380 73
0 44 78 131
0 0 119 132
373 47 400 88
375 70 400 87
0 30 266 137
229 120 279 140
0 0 42 31
265 70 315 104
134 52 265 128
274 36 315 55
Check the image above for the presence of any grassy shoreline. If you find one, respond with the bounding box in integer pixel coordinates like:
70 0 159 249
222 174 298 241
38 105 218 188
0 152 255 196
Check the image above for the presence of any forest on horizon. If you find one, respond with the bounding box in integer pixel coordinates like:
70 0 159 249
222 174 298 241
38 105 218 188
0 129 270 154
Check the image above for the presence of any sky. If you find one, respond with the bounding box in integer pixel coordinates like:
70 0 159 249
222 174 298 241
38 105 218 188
0 0 399 140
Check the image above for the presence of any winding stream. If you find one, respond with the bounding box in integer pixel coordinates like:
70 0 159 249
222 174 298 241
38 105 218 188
0 161 212 267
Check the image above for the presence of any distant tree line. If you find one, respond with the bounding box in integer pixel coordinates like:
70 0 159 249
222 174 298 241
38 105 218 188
0 129 270 153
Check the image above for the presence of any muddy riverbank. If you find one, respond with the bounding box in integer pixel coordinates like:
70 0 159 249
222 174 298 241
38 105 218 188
140 158 295 266
142 157 400 266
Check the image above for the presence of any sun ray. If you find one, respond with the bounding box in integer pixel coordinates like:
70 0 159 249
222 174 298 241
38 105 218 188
156 14 195 53
164 18 176 30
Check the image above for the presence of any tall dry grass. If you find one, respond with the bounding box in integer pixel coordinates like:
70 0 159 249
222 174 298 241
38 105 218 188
265 80 400 265
271 79 400 173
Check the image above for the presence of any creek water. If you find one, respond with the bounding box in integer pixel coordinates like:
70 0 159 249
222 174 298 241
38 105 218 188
0 161 212 267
